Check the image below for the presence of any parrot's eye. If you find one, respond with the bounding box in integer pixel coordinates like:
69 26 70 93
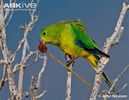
43 32 47 36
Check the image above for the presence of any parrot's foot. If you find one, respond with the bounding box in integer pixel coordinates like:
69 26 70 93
66 60 75 66
65 54 77 66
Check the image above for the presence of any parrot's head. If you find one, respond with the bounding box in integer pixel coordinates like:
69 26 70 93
40 23 62 45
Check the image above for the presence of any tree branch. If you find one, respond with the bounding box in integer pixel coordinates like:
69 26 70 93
18 11 39 100
90 2 129 100
108 64 129 94
0 3 19 99
29 55 47 100
65 55 74 100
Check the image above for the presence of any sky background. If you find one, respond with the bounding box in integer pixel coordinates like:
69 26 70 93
0 0 129 100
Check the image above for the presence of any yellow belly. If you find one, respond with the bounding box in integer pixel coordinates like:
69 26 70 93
59 43 90 57
59 44 98 70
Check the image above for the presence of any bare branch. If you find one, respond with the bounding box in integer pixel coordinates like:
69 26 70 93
115 83 128 94
108 64 129 94
111 26 124 45
0 59 6 64
30 55 48 99
37 55 47 90
13 50 39 73
127 4 129 9
0 65 8 90
0 3 18 98
34 90 47 99
29 0 40 17
0 0 41 99
5 0 17 27
90 2 129 100
11 39 25 62
18 23 38 99
18 1 39 98
29 75 35 100
65 55 74 100
18 41 28 99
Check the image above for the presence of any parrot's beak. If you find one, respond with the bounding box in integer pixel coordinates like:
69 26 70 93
38 38 47 53
39 38 45 44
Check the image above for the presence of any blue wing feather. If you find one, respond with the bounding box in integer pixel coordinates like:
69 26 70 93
76 39 110 58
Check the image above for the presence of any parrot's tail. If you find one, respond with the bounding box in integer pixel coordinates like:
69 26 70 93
86 55 118 94
102 72 118 94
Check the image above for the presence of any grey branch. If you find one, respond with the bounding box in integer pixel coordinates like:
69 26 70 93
115 83 128 94
0 59 6 64
13 50 39 73
0 3 18 98
34 90 47 99
18 7 39 100
0 0 43 99
90 2 129 100
65 55 74 100
37 55 47 91
28 55 47 100
5 0 17 27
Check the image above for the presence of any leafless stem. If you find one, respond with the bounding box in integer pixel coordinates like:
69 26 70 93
0 0 42 99
11 39 25 60
18 41 28 99
13 50 39 73
0 3 19 99
0 59 6 64
18 13 39 100
34 90 47 99
37 55 47 91
65 55 74 100
5 0 16 27
108 64 129 94
90 2 129 100
17 0 39 98
30 75 35 100
30 55 48 100
115 83 128 94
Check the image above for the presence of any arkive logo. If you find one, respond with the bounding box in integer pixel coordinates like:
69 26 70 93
3 2 37 11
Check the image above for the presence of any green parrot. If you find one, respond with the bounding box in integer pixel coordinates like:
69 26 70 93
40 20 116 93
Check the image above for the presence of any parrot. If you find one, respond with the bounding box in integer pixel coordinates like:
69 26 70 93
40 20 117 93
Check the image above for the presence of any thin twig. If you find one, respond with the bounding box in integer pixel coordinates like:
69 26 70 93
108 64 129 94
30 76 36 100
37 55 47 92
5 0 17 27
34 90 47 99
30 55 48 99
115 83 128 94
11 39 25 60
13 50 39 73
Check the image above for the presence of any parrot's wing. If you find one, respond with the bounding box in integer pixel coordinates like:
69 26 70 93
76 39 110 58
70 22 109 58
73 20 88 34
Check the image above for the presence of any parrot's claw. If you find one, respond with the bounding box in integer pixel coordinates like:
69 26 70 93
66 60 75 66
65 54 77 66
